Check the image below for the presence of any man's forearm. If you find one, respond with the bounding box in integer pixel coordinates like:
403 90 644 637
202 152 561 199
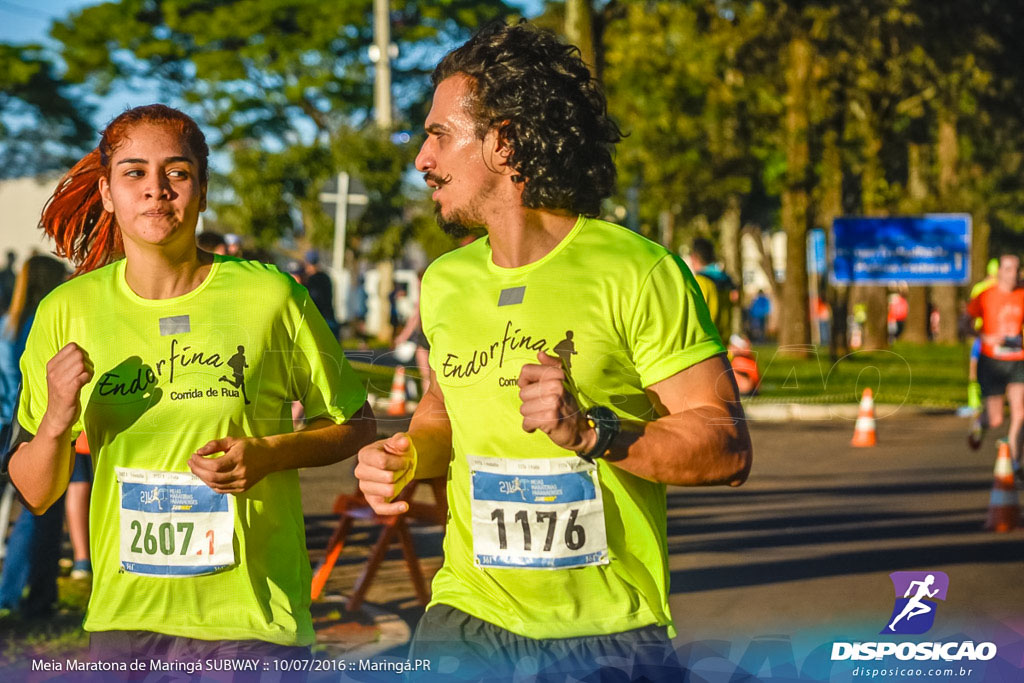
602 407 752 486
258 401 376 472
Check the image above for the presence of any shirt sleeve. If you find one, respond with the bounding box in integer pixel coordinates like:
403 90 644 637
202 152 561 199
283 281 366 423
14 297 78 440
627 254 726 387
966 292 982 320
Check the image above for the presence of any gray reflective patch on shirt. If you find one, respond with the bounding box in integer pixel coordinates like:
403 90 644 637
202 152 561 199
498 286 526 307
159 315 191 336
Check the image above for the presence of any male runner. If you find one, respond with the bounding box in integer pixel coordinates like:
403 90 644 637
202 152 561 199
966 254 1024 473
355 21 752 680
968 258 999 449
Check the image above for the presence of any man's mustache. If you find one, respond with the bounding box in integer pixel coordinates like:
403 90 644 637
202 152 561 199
424 172 453 186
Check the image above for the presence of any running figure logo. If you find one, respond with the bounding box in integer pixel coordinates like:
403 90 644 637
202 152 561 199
219 345 251 405
881 571 949 635
553 331 578 372
498 477 527 500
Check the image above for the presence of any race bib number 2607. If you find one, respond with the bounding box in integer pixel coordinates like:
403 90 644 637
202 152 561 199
468 456 609 570
116 467 236 577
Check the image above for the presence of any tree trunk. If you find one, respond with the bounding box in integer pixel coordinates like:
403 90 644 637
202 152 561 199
718 194 742 335
971 209 991 285
565 0 596 76
817 128 845 358
858 106 888 350
902 143 930 343
903 287 929 344
658 209 674 250
933 109 960 343
779 36 812 355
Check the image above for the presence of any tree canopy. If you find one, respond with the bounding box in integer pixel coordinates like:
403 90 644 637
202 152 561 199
0 43 94 178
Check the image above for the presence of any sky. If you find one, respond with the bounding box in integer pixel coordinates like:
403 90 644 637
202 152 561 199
0 0 93 43
0 0 544 42
0 0 545 128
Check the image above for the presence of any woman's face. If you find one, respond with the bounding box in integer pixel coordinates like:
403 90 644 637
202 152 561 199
98 123 206 254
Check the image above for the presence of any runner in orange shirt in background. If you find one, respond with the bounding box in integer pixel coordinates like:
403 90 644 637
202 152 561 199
966 254 1024 477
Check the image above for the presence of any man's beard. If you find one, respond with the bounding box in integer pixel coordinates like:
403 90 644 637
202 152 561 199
434 203 472 238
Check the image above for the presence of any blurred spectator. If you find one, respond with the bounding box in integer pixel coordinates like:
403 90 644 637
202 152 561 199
390 282 410 330
224 233 242 256
748 289 771 343
0 255 92 618
728 334 760 396
393 273 432 396
815 296 831 346
285 259 304 282
887 291 908 342
196 231 227 255
0 251 16 315
687 237 737 340
304 250 339 339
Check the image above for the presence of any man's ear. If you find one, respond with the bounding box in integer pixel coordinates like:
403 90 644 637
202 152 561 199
489 122 515 169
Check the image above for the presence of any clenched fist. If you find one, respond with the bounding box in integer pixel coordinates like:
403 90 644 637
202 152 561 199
354 433 417 516
40 343 93 439
517 351 595 453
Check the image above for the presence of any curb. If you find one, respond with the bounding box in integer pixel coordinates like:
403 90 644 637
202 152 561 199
369 395 958 424
741 401 957 421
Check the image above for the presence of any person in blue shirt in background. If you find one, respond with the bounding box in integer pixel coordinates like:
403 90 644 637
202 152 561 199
0 254 92 618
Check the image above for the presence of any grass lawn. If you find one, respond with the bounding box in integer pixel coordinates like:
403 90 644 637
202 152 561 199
0 575 90 669
350 341 971 409
749 341 971 407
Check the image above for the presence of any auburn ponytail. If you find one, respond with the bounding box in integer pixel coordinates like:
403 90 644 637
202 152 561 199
40 148 123 275
38 104 209 276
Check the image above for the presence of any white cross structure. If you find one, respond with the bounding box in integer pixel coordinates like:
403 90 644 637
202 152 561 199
319 172 368 322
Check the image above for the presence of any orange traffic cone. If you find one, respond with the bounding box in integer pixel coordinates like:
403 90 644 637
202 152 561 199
851 388 877 447
984 440 1020 532
387 366 408 416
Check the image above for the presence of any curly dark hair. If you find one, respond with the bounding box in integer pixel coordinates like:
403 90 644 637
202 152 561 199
433 21 622 217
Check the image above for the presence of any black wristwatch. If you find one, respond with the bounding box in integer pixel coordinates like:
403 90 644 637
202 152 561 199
576 406 620 463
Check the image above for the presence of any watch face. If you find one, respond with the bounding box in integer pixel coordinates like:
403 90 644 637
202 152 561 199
589 406 619 432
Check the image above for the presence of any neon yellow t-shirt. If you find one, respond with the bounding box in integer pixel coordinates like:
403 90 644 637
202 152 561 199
419 216 724 639
16 255 366 645
693 272 721 337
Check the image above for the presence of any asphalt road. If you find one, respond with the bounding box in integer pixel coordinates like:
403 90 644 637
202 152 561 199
300 411 1024 680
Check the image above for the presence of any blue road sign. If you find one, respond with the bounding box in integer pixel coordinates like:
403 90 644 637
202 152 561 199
808 229 826 275
831 214 971 285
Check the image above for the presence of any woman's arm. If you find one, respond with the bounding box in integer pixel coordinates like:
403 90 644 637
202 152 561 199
187 402 376 494
8 342 94 513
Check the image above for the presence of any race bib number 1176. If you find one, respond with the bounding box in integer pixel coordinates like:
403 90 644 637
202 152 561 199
468 456 609 569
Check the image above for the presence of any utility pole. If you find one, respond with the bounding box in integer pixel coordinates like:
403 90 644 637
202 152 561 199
368 0 397 340
370 0 394 129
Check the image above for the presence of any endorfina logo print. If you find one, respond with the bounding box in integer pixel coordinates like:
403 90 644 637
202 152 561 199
881 571 949 635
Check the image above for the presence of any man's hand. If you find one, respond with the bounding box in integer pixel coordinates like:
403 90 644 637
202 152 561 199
188 437 275 494
354 433 416 515
517 351 595 453
39 343 93 439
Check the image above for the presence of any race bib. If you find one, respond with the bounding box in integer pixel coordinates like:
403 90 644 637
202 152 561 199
468 455 609 569
116 467 236 577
